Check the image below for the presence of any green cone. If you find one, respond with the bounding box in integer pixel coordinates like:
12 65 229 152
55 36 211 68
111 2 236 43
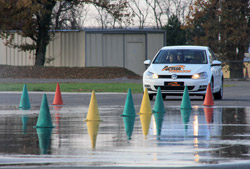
22 115 29 134
180 108 191 131
153 87 165 114
36 128 53 154
35 94 54 128
122 89 136 117
153 112 165 138
19 84 30 110
122 116 135 140
180 86 192 109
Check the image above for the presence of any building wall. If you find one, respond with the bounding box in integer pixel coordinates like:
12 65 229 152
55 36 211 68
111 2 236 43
0 31 85 67
0 30 165 75
85 31 165 75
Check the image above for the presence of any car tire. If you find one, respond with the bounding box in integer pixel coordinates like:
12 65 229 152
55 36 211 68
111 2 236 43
214 79 223 100
149 94 154 100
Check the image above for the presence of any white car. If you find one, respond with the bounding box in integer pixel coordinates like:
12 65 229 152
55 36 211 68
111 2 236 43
143 46 223 100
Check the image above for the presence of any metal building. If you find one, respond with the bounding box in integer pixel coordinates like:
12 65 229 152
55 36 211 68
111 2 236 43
0 29 166 75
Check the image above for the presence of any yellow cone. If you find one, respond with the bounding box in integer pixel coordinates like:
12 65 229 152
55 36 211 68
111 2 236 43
140 113 152 139
86 91 100 121
139 88 152 115
86 121 100 149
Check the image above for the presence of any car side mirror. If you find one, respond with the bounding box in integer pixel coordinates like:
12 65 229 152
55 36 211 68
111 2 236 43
211 60 221 66
144 60 151 65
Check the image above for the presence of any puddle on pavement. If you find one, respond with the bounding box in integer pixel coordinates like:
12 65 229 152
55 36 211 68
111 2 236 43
1 106 250 167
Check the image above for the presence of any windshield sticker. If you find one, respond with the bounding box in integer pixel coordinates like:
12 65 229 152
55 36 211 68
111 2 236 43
162 65 191 73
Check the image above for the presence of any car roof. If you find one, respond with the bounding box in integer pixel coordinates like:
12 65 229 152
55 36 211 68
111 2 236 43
161 45 208 50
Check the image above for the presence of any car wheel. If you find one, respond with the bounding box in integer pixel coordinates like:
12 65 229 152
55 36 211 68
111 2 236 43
214 79 223 100
149 94 154 100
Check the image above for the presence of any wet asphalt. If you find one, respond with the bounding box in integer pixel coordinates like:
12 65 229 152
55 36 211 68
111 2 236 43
1 78 250 169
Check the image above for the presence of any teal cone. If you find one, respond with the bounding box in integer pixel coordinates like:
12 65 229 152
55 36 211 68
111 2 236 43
154 112 165 138
180 86 192 109
36 128 53 154
22 115 29 134
153 88 165 139
180 108 191 131
153 87 165 114
19 84 30 110
35 94 54 128
122 89 136 117
122 116 135 140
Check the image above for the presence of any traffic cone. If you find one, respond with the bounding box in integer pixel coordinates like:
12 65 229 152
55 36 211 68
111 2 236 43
86 90 100 121
204 107 213 124
36 128 53 154
140 113 152 139
139 88 152 115
22 115 29 134
122 116 135 140
203 83 214 106
122 88 136 117
86 121 100 149
153 88 165 138
35 94 54 128
19 84 30 110
153 88 165 114
53 83 63 105
245 67 249 78
180 108 191 131
154 112 165 138
180 86 192 109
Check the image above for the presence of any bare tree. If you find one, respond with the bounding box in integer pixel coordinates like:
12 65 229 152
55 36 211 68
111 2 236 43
52 1 85 29
94 5 111 29
91 0 131 28
128 0 149 28
170 0 193 24
145 0 165 28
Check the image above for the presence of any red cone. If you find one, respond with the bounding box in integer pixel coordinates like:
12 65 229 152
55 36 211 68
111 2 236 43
204 107 213 124
53 83 63 105
203 83 214 106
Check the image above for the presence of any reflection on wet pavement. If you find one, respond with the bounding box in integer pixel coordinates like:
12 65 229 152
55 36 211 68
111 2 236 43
1 106 250 167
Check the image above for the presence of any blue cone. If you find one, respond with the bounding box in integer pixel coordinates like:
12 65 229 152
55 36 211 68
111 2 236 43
180 86 192 109
122 88 136 117
19 84 30 110
35 94 54 128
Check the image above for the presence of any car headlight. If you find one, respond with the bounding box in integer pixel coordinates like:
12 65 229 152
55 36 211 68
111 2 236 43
145 71 158 79
192 72 208 79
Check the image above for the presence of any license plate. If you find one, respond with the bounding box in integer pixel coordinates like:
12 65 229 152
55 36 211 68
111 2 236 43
165 82 184 86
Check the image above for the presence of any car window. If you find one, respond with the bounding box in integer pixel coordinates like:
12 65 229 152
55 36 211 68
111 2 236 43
153 49 208 64
208 48 217 64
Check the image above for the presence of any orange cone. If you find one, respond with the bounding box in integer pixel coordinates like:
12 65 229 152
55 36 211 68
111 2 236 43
53 83 63 105
203 83 214 106
245 67 249 78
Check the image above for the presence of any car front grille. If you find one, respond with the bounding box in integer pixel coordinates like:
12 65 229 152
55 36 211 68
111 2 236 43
158 75 192 79
154 86 195 91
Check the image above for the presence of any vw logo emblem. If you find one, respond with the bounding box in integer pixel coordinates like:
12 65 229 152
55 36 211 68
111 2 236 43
171 74 177 80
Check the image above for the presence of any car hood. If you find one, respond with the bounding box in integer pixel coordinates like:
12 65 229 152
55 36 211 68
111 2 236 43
147 64 209 75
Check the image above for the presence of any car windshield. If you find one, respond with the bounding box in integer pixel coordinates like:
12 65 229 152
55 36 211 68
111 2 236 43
153 49 208 64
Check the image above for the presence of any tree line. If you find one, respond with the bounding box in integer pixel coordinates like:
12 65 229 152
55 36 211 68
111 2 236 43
0 0 249 78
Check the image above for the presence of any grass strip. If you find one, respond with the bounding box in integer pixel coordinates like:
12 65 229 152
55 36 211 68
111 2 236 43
0 83 143 93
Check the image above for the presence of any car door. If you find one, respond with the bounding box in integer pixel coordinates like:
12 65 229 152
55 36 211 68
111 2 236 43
208 49 221 92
